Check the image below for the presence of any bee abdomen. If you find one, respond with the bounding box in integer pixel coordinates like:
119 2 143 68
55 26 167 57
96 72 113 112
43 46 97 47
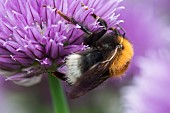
66 49 103 85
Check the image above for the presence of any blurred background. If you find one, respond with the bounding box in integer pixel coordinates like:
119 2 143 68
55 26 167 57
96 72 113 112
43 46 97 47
1 0 170 113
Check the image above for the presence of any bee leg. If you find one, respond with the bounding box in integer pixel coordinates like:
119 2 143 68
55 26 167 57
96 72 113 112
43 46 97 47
49 5 108 46
91 13 107 30
52 71 67 81
43 5 92 35
56 10 93 35
55 8 109 38
56 10 109 47
84 13 108 46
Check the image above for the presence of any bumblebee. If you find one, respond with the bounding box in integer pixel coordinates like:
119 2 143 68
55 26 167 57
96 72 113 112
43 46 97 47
52 8 134 99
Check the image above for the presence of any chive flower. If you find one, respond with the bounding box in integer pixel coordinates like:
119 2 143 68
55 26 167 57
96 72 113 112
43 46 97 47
0 0 124 86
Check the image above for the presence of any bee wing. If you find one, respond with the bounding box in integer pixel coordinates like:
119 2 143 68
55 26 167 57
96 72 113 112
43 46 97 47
69 47 119 99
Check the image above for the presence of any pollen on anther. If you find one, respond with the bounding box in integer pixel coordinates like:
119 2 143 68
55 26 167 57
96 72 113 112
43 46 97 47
50 39 53 42
84 6 88 10
24 45 28 48
10 55 16 61
81 3 88 10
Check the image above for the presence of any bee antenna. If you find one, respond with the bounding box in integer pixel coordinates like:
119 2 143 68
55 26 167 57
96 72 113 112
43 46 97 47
116 24 126 37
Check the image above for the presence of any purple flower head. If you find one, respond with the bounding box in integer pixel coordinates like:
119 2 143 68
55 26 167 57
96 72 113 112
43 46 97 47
0 0 124 86
120 1 170 112
122 49 170 113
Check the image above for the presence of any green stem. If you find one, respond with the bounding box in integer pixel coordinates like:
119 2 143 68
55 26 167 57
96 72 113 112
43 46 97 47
48 73 70 113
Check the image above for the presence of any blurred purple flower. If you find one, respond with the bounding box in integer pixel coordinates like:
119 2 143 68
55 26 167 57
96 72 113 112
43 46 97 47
0 0 123 86
122 49 170 113
151 0 170 17
120 1 170 112
119 0 169 75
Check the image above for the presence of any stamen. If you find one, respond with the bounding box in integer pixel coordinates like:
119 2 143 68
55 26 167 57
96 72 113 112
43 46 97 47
81 3 88 10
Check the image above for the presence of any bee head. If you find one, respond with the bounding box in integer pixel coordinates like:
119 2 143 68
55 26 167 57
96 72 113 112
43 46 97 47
109 26 125 50
116 35 124 50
